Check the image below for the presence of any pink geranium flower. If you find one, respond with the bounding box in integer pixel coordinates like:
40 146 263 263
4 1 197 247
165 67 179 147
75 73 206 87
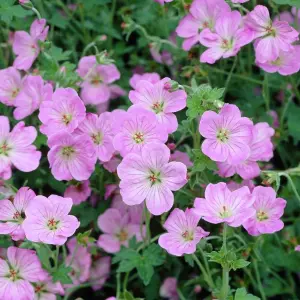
232 0 249 2
102 154 121 173
13 19 49 70
243 186 286 236
218 122 274 179
33 275 64 299
295 245 300 252
129 78 187 133
65 240 91 287
170 150 193 167
75 112 115 162
97 208 144 253
23 195 80 245
193 182 255 227
90 257 111 291
176 0 230 51
0 67 22 106
245 5 299 63
14 75 53 120
0 116 41 178
199 11 252 64
0 187 35 241
227 180 255 192
118 143 187 215
159 208 209 256
199 104 253 164
256 45 300 75
117 143 187 215
160 277 179 300
154 0 173 5
64 180 91 205
39 88 86 137
129 72 160 89
77 56 120 105
113 107 168 157
0 247 47 300
47 131 96 181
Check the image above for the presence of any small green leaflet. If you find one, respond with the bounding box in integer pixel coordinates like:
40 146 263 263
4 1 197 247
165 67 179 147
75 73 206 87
234 288 260 300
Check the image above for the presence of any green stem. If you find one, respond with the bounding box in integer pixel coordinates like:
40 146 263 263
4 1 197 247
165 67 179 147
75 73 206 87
280 93 292 132
177 287 187 300
253 260 266 300
263 72 270 111
68 243 78 267
116 273 121 299
281 173 300 206
54 246 60 271
198 246 214 288
32 7 42 19
144 204 151 244
220 223 229 300
223 56 238 99
137 235 160 252
290 76 300 102
123 271 130 292
191 254 214 289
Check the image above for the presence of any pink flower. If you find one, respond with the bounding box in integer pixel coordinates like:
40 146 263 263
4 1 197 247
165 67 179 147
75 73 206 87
102 154 121 173
33 275 64 299
108 84 126 100
159 208 209 256
0 246 47 300
243 186 286 236
0 116 41 178
14 75 53 120
90 257 111 291
65 241 91 287
160 277 179 300
0 187 35 241
0 67 22 106
217 122 274 179
75 112 115 162
47 131 96 181
199 104 253 164
97 208 144 253
227 180 255 192
154 0 173 5
256 45 300 75
129 78 187 133
176 0 230 51
193 183 255 227
295 245 300 252
64 180 91 205
117 143 187 215
39 88 86 137
77 56 120 105
199 11 252 64
113 107 168 157
245 5 299 63
13 19 49 70
129 72 160 89
150 46 173 66
170 150 193 167
268 110 279 128
23 195 80 245
232 0 249 2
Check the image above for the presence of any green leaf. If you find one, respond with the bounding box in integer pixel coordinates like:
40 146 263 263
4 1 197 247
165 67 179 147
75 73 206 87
186 84 224 120
192 149 217 173
234 288 260 300
76 230 96 247
287 103 300 144
35 244 52 270
112 248 140 264
52 264 73 284
47 46 72 62
118 259 138 273
231 259 251 271
48 13 68 29
184 254 194 267
136 259 154 285
272 0 300 8
143 244 165 266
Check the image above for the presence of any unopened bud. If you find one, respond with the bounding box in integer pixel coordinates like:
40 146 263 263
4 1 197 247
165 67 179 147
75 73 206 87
163 80 180 92
19 0 33 8
96 50 115 65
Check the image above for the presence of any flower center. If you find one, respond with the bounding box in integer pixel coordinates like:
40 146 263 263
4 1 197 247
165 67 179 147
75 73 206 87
11 88 20 99
221 39 232 50
271 57 283 66
91 132 103 145
0 142 11 156
8 268 19 281
216 128 230 143
219 205 232 218
265 25 276 37
34 283 45 294
256 210 268 221
151 101 164 114
132 131 144 144
148 170 161 186
47 218 60 230
182 230 194 241
12 211 25 224
61 146 75 158
62 113 73 125
90 75 102 85
117 230 128 242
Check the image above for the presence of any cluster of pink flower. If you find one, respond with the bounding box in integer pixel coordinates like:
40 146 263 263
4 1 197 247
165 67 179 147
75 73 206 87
175 0 300 75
